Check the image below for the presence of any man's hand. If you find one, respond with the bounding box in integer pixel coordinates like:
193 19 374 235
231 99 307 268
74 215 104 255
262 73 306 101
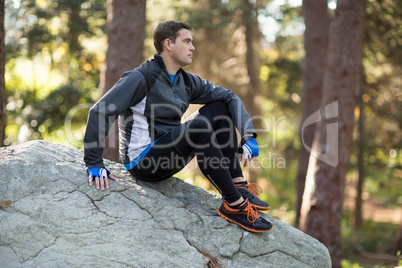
238 135 259 167
87 167 116 191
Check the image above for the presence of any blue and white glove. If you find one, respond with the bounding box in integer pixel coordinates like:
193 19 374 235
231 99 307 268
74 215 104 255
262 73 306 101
86 167 115 191
87 167 110 180
239 135 259 160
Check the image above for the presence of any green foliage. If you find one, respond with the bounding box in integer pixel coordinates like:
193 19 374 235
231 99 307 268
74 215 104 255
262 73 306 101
4 0 106 146
28 85 87 133
5 79 92 144
347 0 402 209
341 209 399 267
261 51 302 109
252 2 304 214
366 0 402 66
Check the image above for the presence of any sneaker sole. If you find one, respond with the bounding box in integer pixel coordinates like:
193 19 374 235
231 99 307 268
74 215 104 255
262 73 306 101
217 209 273 233
250 204 270 211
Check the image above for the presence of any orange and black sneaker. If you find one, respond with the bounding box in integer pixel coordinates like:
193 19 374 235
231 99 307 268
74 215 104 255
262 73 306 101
217 199 273 233
234 181 270 211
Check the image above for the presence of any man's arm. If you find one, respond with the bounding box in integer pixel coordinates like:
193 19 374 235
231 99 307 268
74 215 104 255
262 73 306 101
188 73 259 166
83 70 147 189
188 73 256 137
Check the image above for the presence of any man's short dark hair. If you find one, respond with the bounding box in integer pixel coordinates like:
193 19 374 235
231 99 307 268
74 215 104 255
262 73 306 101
153 21 192 54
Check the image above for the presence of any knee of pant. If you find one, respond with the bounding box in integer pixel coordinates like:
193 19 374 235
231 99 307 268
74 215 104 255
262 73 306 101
189 117 212 132
188 118 213 139
205 101 230 117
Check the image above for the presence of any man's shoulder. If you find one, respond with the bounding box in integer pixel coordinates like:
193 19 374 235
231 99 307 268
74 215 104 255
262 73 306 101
135 58 157 73
132 58 164 91
135 57 166 81
119 69 146 85
179 69 203 85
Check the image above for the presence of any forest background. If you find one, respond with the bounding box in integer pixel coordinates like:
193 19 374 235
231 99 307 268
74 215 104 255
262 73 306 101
1 0 401 267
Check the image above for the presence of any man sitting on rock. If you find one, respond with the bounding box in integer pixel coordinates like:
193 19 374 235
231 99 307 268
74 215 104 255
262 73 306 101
83 20 273 233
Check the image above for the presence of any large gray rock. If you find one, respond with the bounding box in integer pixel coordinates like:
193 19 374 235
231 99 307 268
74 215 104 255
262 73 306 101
0 140 331 267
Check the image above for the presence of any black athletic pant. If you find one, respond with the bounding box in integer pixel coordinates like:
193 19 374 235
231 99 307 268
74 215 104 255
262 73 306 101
129 101 243 203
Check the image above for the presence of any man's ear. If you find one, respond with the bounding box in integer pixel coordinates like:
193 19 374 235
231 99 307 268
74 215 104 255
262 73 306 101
164 39 173 52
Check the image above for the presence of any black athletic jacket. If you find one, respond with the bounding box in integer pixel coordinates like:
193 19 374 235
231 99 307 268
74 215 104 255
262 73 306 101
83 54 256 169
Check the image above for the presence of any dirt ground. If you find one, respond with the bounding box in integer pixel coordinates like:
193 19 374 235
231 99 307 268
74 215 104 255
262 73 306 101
344 182 401 224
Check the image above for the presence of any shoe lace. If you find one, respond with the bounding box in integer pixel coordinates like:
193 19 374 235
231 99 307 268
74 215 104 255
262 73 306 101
245 203 259 224
247 182 263 196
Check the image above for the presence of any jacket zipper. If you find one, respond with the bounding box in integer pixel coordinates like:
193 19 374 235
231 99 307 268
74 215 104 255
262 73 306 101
171 77 178 98
166 70 178 98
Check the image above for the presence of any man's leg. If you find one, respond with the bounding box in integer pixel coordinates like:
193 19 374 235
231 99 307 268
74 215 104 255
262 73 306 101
130 103 272 232
197 101 270 210
197 101 243 180
129 118 242 203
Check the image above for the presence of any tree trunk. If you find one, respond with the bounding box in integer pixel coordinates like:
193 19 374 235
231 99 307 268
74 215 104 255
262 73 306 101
0 0 5 147
242 0 261 126
354 75 366 230
295 0 329 228
300 0 367 267
393 219 402 254
100 0 146 162
242 0 262 183
67 0 83 54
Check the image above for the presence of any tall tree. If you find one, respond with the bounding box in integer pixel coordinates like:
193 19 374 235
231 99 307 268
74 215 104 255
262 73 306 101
299 0 367 267
353 0 402 230
242 0 262 127
354 74 366 230
0 0 5 147
295 0 329 228
393 219 402 254
101 0 146 162
242 0 263 182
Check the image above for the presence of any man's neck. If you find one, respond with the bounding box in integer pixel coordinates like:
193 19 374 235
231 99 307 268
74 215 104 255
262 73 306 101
159 53 180 75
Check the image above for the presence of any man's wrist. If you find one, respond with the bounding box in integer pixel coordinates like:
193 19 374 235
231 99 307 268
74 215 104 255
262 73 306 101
242 133 254 138
240 135 255 147
86 163 105 170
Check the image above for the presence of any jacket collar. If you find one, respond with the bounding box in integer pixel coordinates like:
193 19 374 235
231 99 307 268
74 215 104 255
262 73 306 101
154 54 166 69
153 54 184 75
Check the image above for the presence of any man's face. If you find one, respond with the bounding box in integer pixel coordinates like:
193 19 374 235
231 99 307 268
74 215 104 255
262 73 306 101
170 29 195 67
